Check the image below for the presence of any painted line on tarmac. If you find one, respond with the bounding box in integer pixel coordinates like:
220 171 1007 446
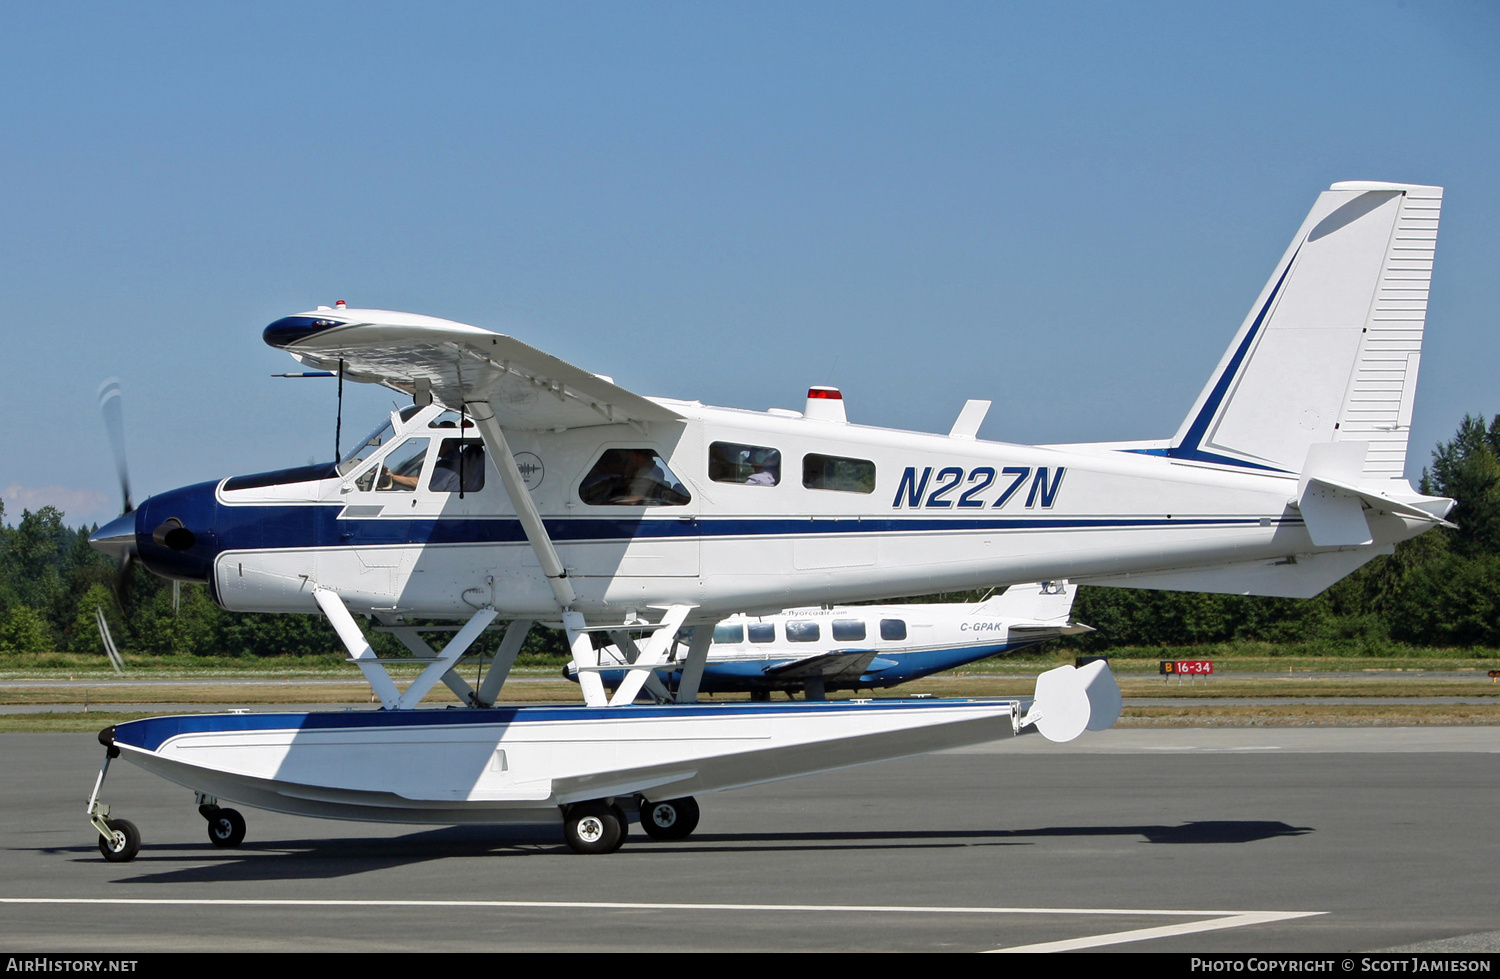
992 910 1324 953
0 897 1322 952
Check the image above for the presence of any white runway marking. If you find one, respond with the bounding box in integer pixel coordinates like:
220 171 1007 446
992 910 1323 952
0 898 1321 950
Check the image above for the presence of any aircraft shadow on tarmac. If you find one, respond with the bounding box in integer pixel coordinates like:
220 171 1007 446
36 820 1312 884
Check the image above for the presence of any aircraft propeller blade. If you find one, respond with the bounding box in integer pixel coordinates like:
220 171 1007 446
98 378 134 514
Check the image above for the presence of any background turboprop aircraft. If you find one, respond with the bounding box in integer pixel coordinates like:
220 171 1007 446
566 581 1090 700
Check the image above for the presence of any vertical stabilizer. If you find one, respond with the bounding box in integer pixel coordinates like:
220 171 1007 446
1169 182 1442 479
980 581 1077 624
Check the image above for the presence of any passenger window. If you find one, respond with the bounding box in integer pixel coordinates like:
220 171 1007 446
831 619 866 642
579 449 692 506
358 438 431 492
713 624 744 644
709 442 781 486
803 453 876 494
747 623 776 643
429 439 486 493
880 619 907 641
785 621 820 642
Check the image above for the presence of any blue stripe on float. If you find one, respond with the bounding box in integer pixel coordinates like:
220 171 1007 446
112 699 1001 753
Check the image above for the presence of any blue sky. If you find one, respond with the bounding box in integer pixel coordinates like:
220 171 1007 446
2 1 1497 526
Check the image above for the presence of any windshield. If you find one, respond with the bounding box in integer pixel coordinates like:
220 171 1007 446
337 406 425 475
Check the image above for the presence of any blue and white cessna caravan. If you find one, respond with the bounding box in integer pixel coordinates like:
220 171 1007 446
86 181 1452 860
569 582 1090 700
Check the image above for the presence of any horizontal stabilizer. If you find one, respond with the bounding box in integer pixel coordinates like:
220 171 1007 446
1297 480 1374 547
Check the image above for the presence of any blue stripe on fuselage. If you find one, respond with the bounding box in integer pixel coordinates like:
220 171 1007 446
209 505 1273 551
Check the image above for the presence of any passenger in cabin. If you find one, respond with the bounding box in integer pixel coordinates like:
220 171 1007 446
580 449 691 506
429 439 486 493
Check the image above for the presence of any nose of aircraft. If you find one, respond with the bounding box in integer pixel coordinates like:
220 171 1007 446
89 511 138 561
88 482 222 585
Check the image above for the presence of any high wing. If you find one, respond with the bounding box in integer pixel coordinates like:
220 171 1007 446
263 307 684 431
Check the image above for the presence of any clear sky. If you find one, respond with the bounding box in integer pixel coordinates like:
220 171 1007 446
2 1 1496 527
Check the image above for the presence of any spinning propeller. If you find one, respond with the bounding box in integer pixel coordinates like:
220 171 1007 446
90 379 139 602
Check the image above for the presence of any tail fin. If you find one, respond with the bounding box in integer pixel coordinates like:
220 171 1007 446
980 580 1080 626
1168 181 1442 480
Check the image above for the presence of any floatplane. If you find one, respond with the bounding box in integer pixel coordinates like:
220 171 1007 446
86 181 1452 859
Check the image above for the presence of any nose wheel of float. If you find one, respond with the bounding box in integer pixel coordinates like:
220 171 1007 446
87 729 257 863
199 799 247 848
87 735 142 863
639 796 700 841
96 817 140 862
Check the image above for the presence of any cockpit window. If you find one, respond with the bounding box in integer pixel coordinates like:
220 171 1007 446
579 449 691 506
356 437 431 492
429 439 486 493
709 442 781 486
340 420 395 475
338 406 426 475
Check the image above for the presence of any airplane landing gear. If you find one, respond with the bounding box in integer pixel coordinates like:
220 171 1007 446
638 795 700 841
563 800 627 854
199 799 247 848
97 818 140 862
87 730 142 863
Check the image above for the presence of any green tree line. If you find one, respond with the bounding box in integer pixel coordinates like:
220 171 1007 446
3 415 1499 658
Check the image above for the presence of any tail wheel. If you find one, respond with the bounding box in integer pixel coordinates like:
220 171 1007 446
206 807 246 848
639 796 700 841
97 818 141 863
564 801 625 855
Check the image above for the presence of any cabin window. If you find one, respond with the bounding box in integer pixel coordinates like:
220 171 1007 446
880 618 907 641
426 411 479 432
709 442 781 486
712 624 744 644
785 621 820 642
579 449 692 506
802 453 876 494
831 619 866 642
357 438 431 492
747 623 776 643
428 439 486 493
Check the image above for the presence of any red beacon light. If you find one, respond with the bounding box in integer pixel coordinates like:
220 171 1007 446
335 300 347 310
804 386 847 423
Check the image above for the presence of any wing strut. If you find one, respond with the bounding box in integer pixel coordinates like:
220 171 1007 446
388 608 498 709
314 588 402 710
606 605 693 706
475 619 533 707
465 400 577 609
674 627 715 704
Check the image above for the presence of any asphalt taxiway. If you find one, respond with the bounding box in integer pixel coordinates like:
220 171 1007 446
2 728 1498 953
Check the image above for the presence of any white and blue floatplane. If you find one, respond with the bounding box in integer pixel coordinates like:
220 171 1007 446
86 181 1452 858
